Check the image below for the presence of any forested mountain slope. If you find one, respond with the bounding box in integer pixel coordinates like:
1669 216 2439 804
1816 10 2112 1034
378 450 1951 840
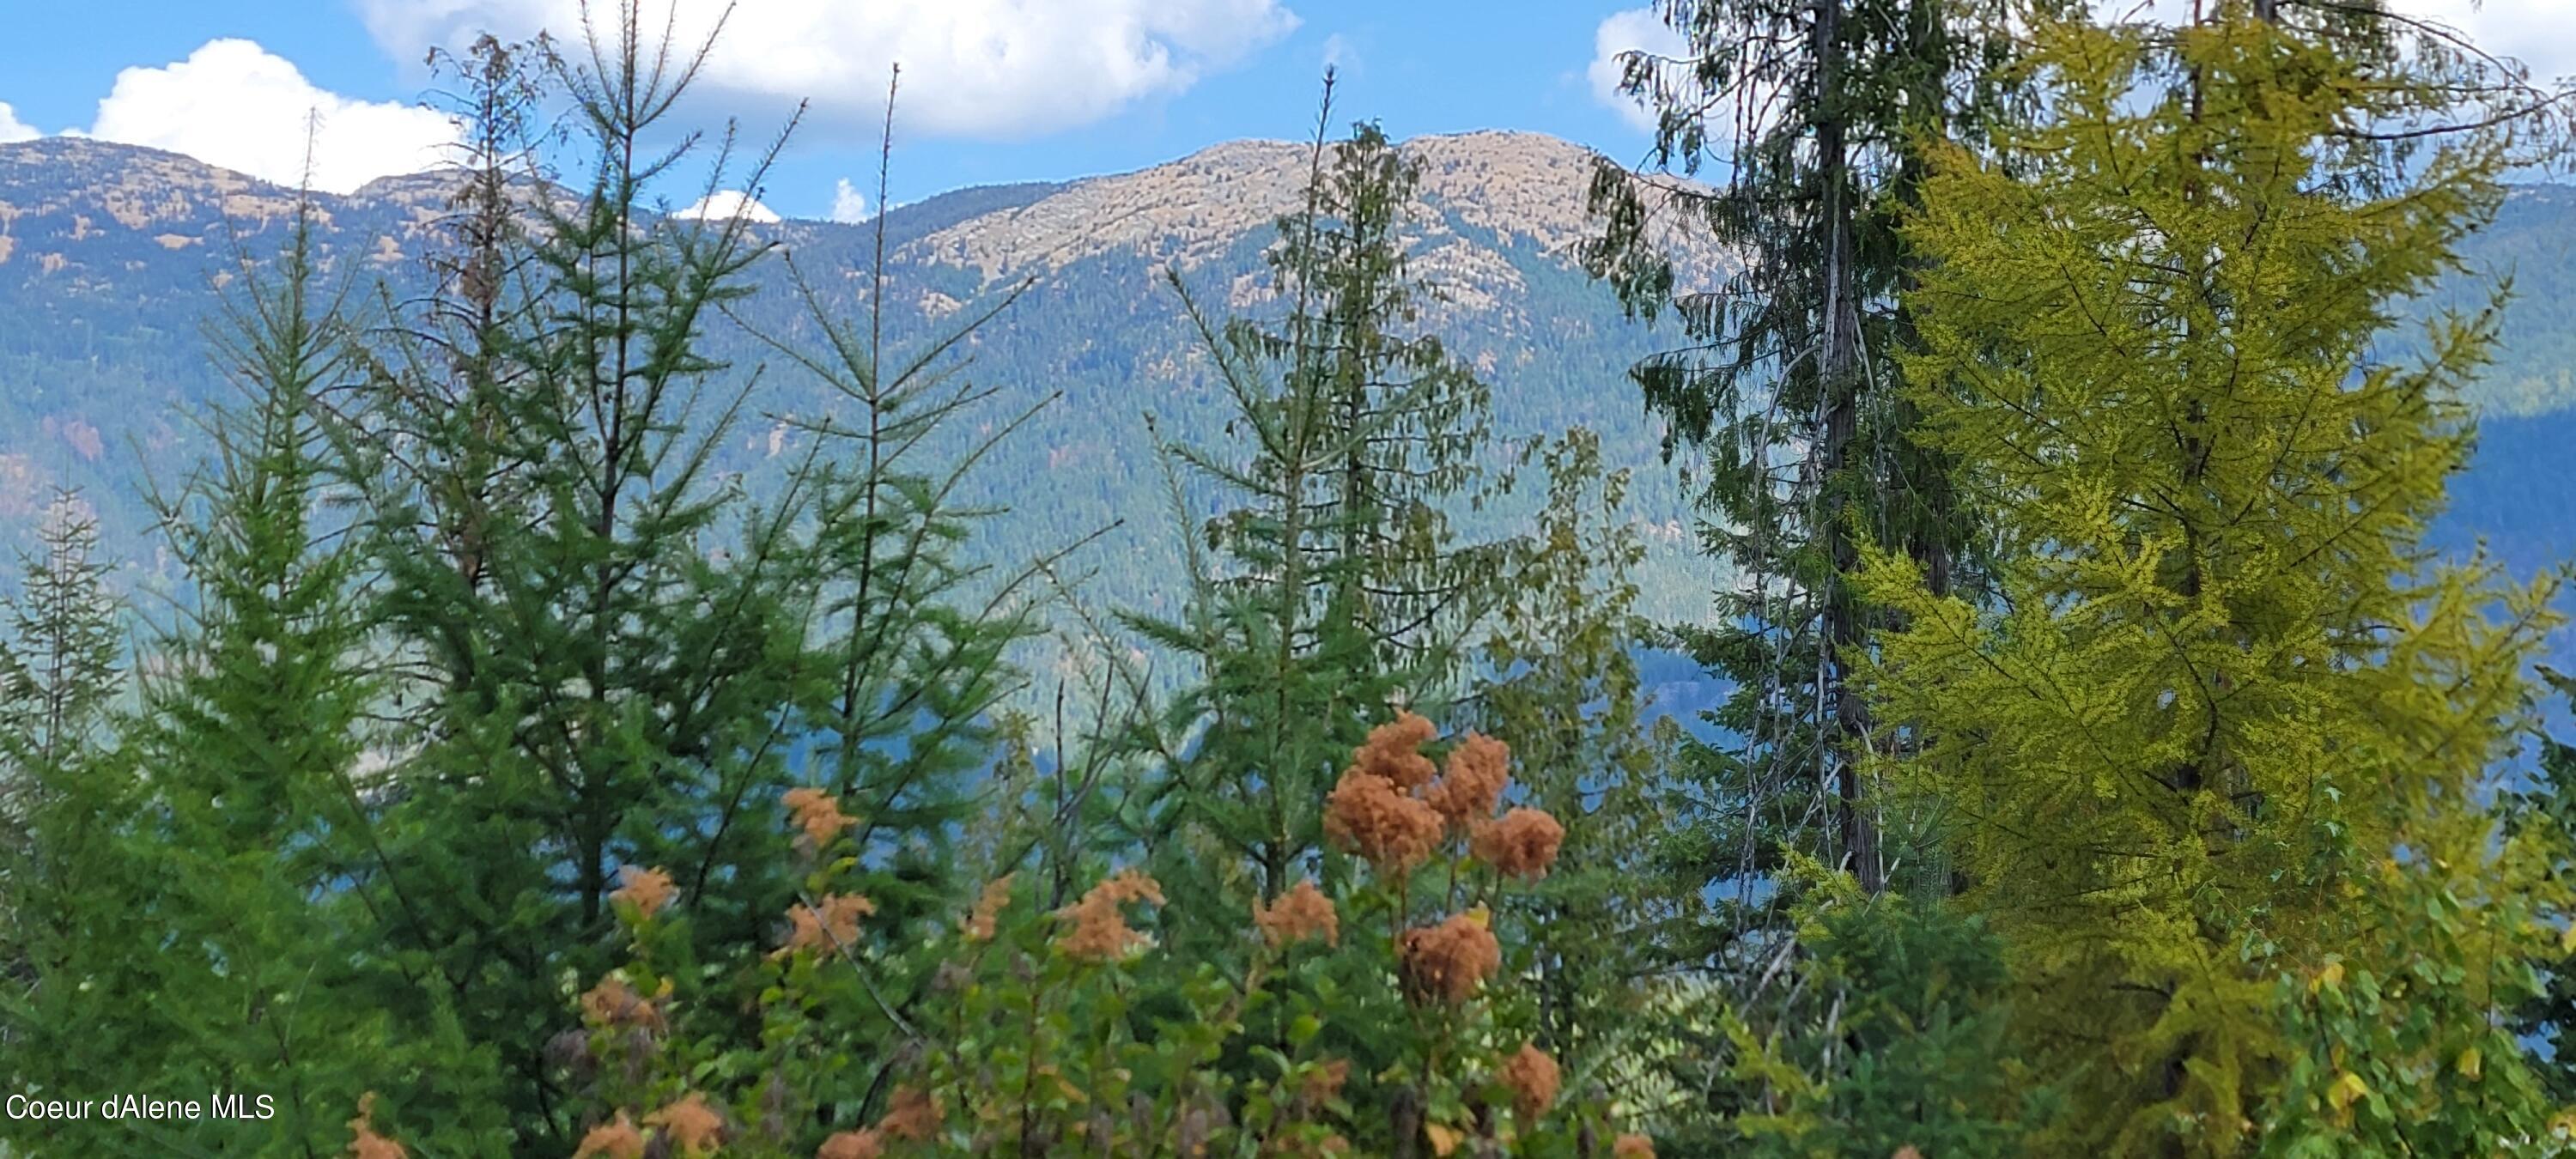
0 132 2568 628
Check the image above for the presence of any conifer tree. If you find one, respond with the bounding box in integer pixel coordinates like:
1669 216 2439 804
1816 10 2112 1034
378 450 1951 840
0 491 124 1049
6 208 501 1153
345 6 819 1140
1585 0 2037 913
1867 9 2569 1151
1135 80 1508 912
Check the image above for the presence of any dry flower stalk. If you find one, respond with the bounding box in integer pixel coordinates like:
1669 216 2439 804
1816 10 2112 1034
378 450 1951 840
963 873 1015 941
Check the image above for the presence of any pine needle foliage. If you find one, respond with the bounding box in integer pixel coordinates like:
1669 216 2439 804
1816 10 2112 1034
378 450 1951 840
1868 9 2570 1152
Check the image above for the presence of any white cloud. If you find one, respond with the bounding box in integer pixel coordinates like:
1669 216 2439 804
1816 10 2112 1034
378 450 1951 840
2407 0 2575 86
829 178 869 223
85 39 457 194
1321 33 1358 75
356 0 1300 141
1589 8 1689 134
2087 1 2567 82
672 189 781 222
0 102 36 143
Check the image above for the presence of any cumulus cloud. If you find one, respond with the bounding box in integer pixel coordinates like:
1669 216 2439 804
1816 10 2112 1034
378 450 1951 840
2089 0 2566 82
829 179 869 224
356 0 1299 141
1589 8 1689 134
672 189 781 222
85 39 457 194
0 102 36 144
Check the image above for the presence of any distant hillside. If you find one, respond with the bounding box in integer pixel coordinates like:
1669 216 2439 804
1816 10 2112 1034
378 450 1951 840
0 132 1723 634
0 133 2571 656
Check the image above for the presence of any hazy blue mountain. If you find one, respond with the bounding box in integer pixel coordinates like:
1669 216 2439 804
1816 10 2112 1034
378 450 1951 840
1 133 2570 654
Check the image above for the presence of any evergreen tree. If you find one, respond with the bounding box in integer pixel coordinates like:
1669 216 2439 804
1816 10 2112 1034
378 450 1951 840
1134 80 1508 910
0 491 125 1053
1868 9 2569 1151
6 208 501 1153
346 7 818 1143
1584 0 2035 914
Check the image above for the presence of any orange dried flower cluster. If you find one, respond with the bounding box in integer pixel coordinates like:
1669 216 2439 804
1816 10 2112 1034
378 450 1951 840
782 786 858 848
1425 731 1510 829
1300 1058 1352 1106
580 974 672 1033
1498 1042 1560 1120
1323 767 1444 871
644 1094 724 1155
1613 1133 1656 1158
817 1129 884 1159
877 1085 941 1142
346 1093 405 1159
1471 807 1565 881
610 864 676 919
1254 878 1339 948
963 873 1015 941
1399 910 1501 1004
1055 869 1165 961
775 893 878 958
1352 711 1440 789
573 1110 645 1159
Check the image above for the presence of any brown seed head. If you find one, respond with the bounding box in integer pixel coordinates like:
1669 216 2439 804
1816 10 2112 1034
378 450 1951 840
1613 1133 1656 1158
1472 807 1565 880
610 864 676 919
1351 711 1440 790
1055 870 1164 962
1255 879 1340 948
573 1110 645 1159
782 786 858 848
876 1084 942 1142
1323 768 1444 872
347 1093 406 1159
644 1094 724 1156
579 975 671 1034
1426 731 1510 828
964 873 1015 941
775 894 878 958
817 1130 884 1159
1499 1042 1560 1120
1399 910 1502 1004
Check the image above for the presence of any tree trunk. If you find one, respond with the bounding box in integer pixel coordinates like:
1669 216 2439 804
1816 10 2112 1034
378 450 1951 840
1813 0 1881 894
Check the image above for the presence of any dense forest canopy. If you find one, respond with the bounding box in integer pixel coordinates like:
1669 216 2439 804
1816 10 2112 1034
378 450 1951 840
4 2 2576 1156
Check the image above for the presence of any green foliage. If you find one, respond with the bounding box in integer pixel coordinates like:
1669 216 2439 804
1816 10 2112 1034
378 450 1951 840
1868 9 2570 1153
5 3 2575 1156
1128 87 1511 912
562 711 1644 1157
1692 863 2047 1158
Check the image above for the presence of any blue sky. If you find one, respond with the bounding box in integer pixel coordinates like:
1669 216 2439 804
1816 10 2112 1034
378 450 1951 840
0 1 2556 220
0 1 1697 218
